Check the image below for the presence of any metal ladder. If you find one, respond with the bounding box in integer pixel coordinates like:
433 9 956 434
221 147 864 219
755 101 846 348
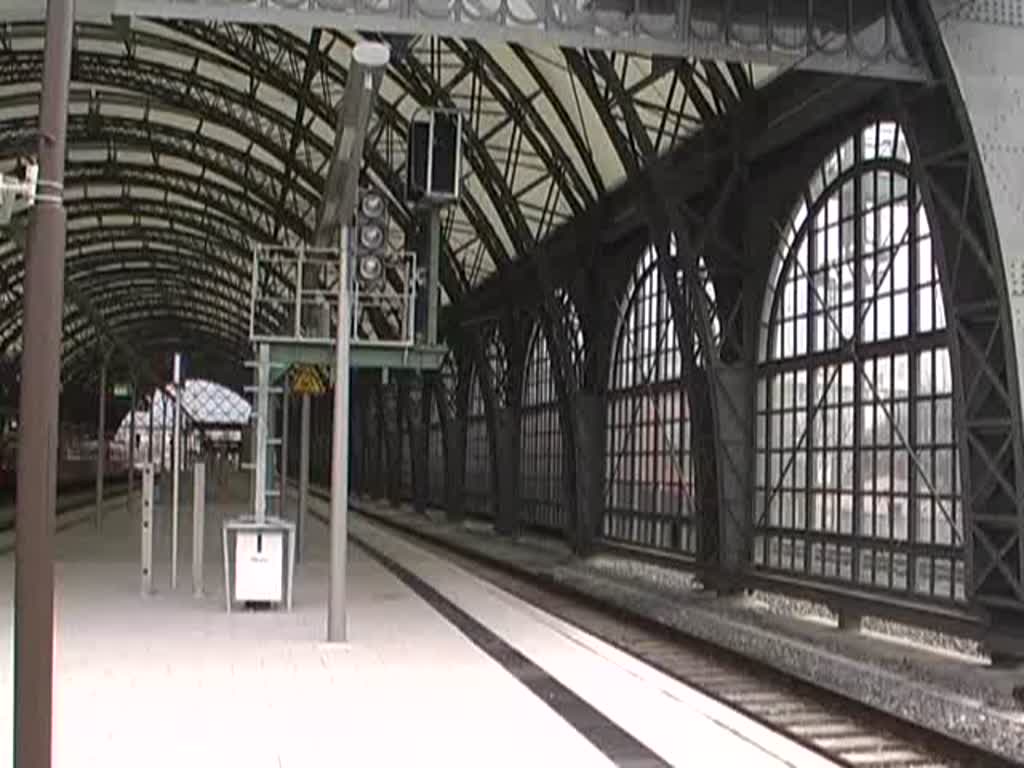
242 342 287 523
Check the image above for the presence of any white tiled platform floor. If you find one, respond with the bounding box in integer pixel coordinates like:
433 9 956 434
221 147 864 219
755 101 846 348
0 474 618 768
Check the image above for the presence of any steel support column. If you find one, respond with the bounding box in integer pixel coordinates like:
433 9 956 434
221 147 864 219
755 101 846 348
375 389 389 499
706 365 754 588
171 354 182 590
252 344 271 523
350 377 364 495
382 381 401 504
412 377 430 517
446 415 467 523
127 379 137 512
95 354 108 530
281 377 290 520
572 393 606 556
328 225 352 644
160 391 167 475
267 382 279 517
13 1 73 765
147 386 154 465
298 393 310 563
427 209 441 346
495 405 521 537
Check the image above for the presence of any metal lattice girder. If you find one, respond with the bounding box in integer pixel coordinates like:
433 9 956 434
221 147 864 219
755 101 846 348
383 37 594 414
138 22 468 296
450 69 890 325
364 35 588 431
8 0 924 78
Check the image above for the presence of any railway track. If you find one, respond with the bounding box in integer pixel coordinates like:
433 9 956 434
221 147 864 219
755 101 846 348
350 504 1015 768
0 478 129 534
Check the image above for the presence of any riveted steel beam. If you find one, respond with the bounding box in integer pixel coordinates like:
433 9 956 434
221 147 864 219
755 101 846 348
6 0 925 78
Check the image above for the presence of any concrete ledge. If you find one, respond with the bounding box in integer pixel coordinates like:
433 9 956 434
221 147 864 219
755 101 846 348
344 496 1024 764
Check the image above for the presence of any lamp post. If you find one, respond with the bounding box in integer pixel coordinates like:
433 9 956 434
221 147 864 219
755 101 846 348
328 226 352 643
323 40 390 644
171 352 182 590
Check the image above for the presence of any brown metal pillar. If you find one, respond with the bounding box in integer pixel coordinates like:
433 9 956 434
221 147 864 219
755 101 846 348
281 380 290 520
13 1 74 765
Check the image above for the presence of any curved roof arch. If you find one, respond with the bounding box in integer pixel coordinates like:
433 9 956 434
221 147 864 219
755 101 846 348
0 14 774 385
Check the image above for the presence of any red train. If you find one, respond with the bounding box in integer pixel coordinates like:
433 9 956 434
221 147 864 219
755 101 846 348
0 425 131 496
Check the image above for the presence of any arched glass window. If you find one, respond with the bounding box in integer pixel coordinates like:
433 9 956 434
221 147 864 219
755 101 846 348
604 242 713 554
560 290 586 385
520 321 565 532
755 121 962 603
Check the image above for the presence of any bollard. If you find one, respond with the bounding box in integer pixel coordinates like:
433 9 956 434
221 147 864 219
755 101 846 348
192 462 206 598
141 464 154 596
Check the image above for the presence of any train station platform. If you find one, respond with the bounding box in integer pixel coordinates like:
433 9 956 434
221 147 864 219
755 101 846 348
343 497 1024 764
0 476 838 768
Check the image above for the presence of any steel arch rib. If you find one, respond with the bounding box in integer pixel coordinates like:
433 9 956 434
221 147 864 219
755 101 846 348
3 282 258 358
565 47 750 574
61 321 251 383
63 299 251 351
150 21 473 299
0 20 474 299
0 111 319 237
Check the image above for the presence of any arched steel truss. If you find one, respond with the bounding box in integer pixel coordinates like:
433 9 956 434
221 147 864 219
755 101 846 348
348 2 1024 653
0 16 749 401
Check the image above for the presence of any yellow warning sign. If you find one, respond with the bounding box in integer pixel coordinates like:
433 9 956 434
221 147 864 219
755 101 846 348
291 365 325 395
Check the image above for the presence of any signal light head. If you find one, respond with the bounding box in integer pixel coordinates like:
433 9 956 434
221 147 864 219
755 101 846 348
360 191 385 219
358 222 385 251
356 252 384 288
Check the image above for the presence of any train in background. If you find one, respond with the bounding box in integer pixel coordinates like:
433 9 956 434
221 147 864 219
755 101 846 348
0 424 131 497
